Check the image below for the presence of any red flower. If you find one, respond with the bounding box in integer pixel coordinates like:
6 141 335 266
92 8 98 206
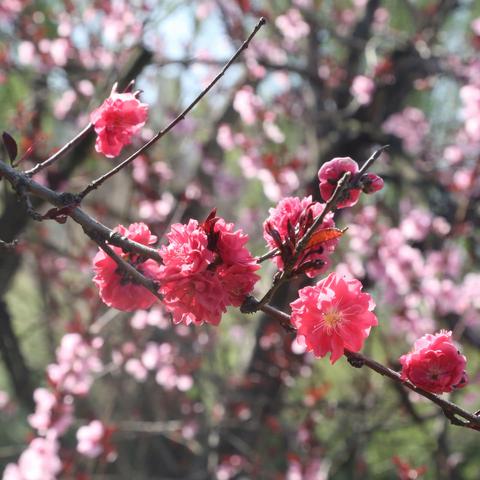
318 156 361 208
263 196 338 277
93 223 161 311
360 173 384 194
90 92 148 158
399 330 468 394
290 273 377 364
159 216 259 325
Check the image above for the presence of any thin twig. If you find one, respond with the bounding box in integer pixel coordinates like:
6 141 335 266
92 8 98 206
258 301 480 431
257 146 388 265
343 350 480 431
0 158 163 263
251 171 352 310
0 238 18 251
351 144 389 186
94 238 163 303
78 17 267 199
25 122 93 176
292 171 351 259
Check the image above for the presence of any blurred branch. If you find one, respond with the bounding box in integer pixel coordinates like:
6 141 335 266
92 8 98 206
0 300 34 409
0 238 18 251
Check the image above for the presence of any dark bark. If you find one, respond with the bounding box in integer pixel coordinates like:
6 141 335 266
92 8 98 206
0 300 34 409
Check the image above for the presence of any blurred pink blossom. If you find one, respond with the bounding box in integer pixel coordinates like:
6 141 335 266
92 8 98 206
350 75 375 105
275 9 310 41
47 333 103 396
76 420 105 458
383 107 429 154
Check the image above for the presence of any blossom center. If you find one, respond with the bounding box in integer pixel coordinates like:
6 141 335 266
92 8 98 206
322 306 343 330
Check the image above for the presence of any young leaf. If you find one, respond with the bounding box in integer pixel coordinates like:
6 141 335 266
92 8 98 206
2 132 18 164
306 227 347 249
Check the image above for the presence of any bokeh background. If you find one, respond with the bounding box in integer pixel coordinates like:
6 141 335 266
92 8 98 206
1 0 480 478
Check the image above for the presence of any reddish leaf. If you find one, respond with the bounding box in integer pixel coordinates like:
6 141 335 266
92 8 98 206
306 227 346 249
41 205 77 223
2 131 18 164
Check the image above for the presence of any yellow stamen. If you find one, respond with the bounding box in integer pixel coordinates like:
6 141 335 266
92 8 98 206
322 307 343 331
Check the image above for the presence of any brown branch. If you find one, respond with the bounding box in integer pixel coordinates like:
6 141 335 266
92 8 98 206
256 301 480 431
0 159 163 263
93 239 163 303
249 171 352 311
25 122 93 177
0 300 34 409
343 350 480 431
78 17 267 200
256 146 388 265
0 238 18 251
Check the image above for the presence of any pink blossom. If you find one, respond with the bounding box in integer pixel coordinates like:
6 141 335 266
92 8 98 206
472 18 480 36
130 306 169 330
399 330 468 394
399 207 432 241
76 420 105 458
459 85 480 141
90 92 148 158
217 124 236 151
17 41 36 66
3 435 62 480
275 9 310 41
360 173 384 193
28 388 73 436
233 86 263 125
318 157 361 208
159 216 259 325
125 358 148 382
49 38 70 67
138 193 175 222
0 390 9 410
263 196 338 277
350 75 375 105
452 168 475 191
53 89 77 119
290 273 378 364
92 223 162 312
383 107 429 154
47 333 103 396
443 145 463 165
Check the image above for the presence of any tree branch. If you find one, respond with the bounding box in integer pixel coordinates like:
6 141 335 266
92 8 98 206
256 301 480 431
78 17 267 199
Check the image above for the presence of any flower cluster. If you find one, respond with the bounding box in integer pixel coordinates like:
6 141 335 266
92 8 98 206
28 388 73 436
159 212 260 325
120 341 194 391
93 223 162 312
318 156 361 208
47 333 103 396
77 420 116 460
90 91 148 158
399 330 468 394
264 196 339 277
3 435 61 480
318 156 383 209
290 272 378 364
